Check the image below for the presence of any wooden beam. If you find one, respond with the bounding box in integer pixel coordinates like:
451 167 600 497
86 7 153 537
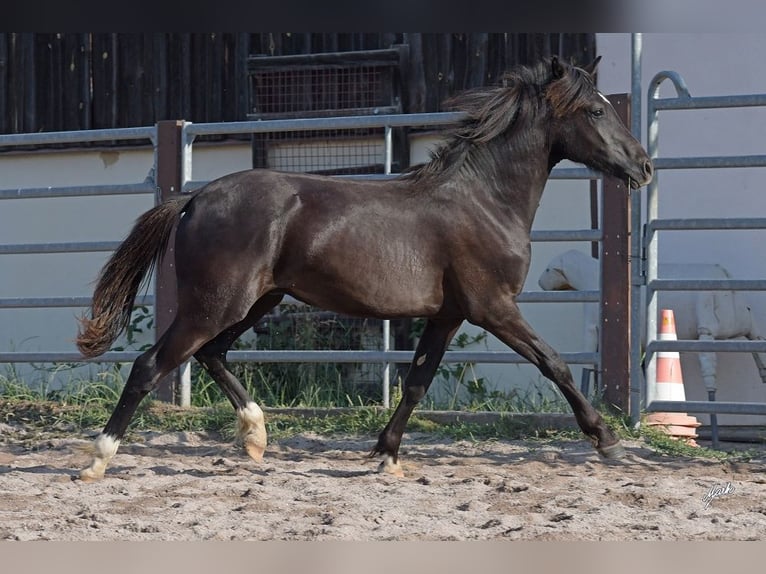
154 120 184 403
600 93 632 413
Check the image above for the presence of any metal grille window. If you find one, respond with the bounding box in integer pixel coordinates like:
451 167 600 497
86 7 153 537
247 48 406 174
251 67 390 116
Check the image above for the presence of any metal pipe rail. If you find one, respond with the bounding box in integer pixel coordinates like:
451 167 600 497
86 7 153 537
648 279 766 291
0 182 156 201
0 295 154 309
0 350 599 365
0 351 145 363
0 241 123 255
227 350 599 364
648 218 766 232
0 126 156 147
651 93 766 112
183 112 466 138
647 400 766 415
647 339 766 354
653 155 766 170
183 165 603 192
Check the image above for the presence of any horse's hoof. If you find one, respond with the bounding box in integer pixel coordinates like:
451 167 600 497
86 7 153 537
79 467 104 482
243 437 266 463
597 441 626 460
377 455 405 478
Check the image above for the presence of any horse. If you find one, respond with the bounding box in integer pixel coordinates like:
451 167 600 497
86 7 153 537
76 56 653 481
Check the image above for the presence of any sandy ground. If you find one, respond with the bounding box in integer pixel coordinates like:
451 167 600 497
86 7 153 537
1 425 765 541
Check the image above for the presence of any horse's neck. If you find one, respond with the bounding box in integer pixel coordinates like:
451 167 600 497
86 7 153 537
459 132 552 223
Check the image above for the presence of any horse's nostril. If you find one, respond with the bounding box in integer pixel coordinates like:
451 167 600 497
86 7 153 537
643 160 654 178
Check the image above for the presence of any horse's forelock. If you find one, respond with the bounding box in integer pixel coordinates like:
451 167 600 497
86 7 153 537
545 62 597 118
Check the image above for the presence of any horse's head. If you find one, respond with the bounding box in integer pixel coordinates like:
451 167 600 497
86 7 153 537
546 57 653 189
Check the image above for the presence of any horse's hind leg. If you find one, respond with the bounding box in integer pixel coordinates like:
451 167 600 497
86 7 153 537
371 317 462 477
194 293 284 462
473 302 623 459
79 316 218 481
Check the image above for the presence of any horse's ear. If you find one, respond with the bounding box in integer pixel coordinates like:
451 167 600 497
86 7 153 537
551 56 566 79
582 56 602 78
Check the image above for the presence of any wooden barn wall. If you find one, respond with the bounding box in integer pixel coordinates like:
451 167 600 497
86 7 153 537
0 33 596 137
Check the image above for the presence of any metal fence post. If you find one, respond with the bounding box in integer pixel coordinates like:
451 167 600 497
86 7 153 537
382 125 393 408
154 120 184 403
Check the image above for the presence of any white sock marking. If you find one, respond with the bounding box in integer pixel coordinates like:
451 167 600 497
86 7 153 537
81 433 120 479
237 402 264 429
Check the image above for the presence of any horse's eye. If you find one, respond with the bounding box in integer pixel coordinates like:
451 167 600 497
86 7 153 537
590 108 605 118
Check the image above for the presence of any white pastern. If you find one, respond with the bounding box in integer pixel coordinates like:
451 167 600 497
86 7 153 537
377 454 405 478
236 402 267 462
79 434 120 482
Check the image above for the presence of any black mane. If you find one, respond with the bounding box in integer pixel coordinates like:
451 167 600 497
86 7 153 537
402 58 598 184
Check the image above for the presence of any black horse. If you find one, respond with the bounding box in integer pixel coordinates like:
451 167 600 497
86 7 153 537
76 56 652 480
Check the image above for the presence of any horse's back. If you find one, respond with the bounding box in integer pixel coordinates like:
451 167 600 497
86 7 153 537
174 168 457 319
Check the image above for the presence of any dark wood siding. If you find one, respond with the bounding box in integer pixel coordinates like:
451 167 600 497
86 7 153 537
0 33 595 139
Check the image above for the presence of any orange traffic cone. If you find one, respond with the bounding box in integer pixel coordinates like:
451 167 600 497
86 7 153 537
644 309 701 446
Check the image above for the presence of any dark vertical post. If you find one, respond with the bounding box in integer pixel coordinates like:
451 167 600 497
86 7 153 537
154 120 184 403
600 94 632 413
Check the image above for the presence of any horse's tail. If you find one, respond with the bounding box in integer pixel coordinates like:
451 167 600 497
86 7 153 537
76 195 190 358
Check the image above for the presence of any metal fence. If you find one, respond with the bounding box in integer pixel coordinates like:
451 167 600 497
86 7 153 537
641 70 766 443
1 111 615 409
0 126 158 368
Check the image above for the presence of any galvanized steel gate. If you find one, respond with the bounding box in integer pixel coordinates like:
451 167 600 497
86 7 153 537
639 70 766 444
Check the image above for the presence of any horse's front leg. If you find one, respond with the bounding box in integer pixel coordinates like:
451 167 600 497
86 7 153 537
371 317 462 477
471 299 624 458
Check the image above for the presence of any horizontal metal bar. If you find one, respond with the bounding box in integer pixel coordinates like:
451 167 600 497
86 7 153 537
517 290 599 303
0 126 156 147
0 291 589 311
0 351 144 363
218 350 600 364
183 165 600 193
0 241 122 255
547 167 600 179
185 112 466 138
0 295 154 309
646 400 766 416
649 278 766 291
648 217 766 232
646 339 766 354
651 93 766 111
0 182 156 201
653 155 766 170
530 229 602 242
0 350 599 365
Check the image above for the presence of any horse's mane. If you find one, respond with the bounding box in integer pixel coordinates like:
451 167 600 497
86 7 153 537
402 58 597 184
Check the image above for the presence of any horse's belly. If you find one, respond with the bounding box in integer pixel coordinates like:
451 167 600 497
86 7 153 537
286 258 446 318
